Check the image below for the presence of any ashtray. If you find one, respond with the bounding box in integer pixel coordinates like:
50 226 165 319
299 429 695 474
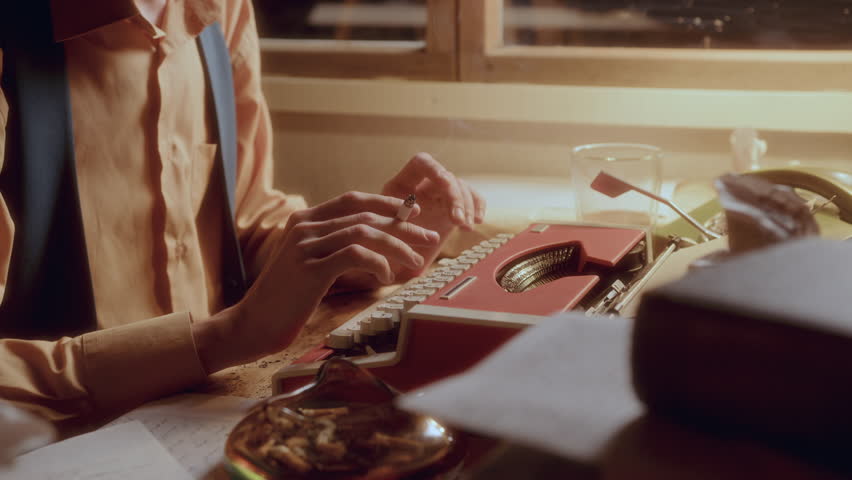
225 358 465 479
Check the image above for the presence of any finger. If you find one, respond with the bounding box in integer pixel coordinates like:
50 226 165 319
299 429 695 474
386 153 467 226
316 244 394 285
302 224 425 271
304 192 422 223
465 180 487 224
457 177 476 229
294 212 440 246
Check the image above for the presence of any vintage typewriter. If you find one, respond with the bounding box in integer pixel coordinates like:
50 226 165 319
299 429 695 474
273 222 669 394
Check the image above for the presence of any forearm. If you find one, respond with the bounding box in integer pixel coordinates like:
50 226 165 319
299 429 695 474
192 304 253 374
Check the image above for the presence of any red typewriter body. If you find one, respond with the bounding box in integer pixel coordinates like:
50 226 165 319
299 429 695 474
272 224 647 394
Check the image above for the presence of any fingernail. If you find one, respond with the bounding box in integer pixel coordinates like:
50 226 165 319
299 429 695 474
476 208 485 223
453 206 466 225
413 254 425 268
424 230 440 243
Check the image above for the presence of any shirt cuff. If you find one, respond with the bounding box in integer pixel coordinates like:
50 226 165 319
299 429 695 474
80 312 207 411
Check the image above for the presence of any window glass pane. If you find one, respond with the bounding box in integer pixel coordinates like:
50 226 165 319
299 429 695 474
504 1 852 49
253 0 428 41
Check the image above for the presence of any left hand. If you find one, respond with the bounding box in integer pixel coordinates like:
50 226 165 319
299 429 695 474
334 153 486 291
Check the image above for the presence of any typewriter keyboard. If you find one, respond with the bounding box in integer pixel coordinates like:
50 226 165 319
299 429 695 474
324 233 515 353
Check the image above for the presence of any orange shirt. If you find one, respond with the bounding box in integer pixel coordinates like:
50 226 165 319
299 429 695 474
0 0 306 420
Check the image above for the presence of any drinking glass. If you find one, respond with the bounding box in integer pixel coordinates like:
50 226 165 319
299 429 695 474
570 143 662 232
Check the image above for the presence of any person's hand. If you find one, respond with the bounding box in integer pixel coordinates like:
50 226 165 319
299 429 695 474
381 152 486 277
193 191 440 370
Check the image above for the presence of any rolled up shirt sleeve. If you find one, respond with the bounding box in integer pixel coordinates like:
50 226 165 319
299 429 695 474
0 312 207 421
80 312 207 413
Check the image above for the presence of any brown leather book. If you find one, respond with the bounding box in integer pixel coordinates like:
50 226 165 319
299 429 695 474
633 238 852 454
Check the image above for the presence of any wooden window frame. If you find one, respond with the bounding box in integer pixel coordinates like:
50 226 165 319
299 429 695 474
260 0 457 81
459 0 852 91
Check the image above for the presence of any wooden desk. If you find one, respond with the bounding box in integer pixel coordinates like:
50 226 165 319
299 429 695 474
197 285 398 399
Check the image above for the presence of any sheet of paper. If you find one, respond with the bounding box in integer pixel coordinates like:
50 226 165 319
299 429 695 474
398 313 642 463
2 421 192 480
106 393 257 480
0 400 55 461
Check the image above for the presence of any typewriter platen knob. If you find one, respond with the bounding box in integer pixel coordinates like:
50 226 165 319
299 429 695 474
326 330 355 350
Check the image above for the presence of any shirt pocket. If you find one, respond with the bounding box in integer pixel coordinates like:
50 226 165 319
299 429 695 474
191 143 219 213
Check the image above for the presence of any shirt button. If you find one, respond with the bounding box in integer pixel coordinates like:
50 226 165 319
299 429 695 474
175 242 188 259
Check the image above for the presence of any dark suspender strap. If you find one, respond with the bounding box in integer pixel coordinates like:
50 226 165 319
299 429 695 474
0 3 97 338
198 23 248 306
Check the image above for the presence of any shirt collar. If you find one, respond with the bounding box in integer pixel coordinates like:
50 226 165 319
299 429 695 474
51 0 223 43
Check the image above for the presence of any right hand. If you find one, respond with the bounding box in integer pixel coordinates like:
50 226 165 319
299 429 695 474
207 191 440 367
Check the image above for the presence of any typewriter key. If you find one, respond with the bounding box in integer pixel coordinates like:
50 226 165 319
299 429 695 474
431 275 454 283
378 303 405 322
472 245 494 254
385 295 405 305
370 312 394 332
403 295 427 310
326 330 355 350
456 256 479 265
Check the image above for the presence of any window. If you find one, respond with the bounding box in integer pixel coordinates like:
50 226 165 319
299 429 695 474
503 1 852 50
253 0 455 80
457 0 852 90
255 0 427 42
252 1 852 90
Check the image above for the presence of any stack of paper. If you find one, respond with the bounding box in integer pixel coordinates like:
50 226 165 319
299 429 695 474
3 394 255 480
